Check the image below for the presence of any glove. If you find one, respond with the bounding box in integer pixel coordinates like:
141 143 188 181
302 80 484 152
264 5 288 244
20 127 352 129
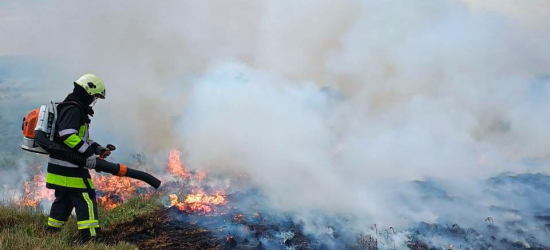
95 144 115 159
95 145 110 158
86 156 97 169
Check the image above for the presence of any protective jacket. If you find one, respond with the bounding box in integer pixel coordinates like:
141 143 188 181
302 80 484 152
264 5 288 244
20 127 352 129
46 89 100 192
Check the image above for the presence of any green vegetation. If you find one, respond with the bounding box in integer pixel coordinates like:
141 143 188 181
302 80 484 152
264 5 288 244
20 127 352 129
99 195 162 227
0 195 162 250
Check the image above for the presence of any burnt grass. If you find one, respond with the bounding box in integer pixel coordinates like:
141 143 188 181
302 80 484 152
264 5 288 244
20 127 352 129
99 174 550 250
102 207 314 250
102 207 220 250
101 207 550 250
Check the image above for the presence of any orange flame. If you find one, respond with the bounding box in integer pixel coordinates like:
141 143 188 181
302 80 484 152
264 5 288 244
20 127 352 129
18 149 229 214
18 167 54 207
195 170 207 182
166 150 228 213
93 174 147 210
166 149 191 179
169 191 227 213
18 166 147 210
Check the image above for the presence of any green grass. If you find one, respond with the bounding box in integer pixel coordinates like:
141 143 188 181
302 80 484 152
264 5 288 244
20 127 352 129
0 195 162 250
99 194 162 227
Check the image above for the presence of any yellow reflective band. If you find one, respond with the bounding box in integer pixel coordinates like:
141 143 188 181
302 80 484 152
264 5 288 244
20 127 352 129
82 193 98 236
48 221 63 228
77 220 99 225
79 125 86 137
48 217 66 224
46 173 94 189
82 193 95 221
77 223 100 229
47 217 66 228
64 134 82 148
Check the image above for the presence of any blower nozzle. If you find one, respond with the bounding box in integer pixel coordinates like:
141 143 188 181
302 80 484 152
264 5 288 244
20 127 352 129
95 159 161 189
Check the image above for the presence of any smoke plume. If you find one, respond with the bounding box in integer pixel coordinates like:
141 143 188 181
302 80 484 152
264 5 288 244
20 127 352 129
1 0 550 246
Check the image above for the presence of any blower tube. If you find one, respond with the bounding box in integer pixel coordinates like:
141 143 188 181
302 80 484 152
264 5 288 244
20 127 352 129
35 131 161 189
95 159 162 189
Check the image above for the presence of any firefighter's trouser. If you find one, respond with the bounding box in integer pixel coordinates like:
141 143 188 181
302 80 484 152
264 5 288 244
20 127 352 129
47 190 100 238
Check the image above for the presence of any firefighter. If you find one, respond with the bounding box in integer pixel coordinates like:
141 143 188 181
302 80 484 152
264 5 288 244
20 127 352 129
45 73 110 243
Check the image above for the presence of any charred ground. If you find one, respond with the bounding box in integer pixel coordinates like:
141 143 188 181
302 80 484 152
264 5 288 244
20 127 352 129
100 205 550 250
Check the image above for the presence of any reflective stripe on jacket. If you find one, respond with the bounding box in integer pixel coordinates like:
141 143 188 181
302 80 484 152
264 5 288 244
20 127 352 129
46 102 95 191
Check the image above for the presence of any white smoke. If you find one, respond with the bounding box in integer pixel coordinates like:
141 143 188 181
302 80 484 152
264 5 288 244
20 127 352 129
1 0 550 245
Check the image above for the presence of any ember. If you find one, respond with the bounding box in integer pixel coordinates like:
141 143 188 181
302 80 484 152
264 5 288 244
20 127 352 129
232 213 245 223
225 235 237 249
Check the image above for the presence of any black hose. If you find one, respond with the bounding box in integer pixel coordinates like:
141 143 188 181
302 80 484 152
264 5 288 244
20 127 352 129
125 168 162 189
94 159 119 174
95 159 162 189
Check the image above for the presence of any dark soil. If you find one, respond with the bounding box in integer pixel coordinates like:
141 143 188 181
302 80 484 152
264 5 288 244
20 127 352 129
102 207 314 250
102 207 221 250
102 207 550 250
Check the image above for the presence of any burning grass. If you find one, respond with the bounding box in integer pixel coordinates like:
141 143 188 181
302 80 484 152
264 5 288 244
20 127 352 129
4 149 233 249
17 167 154 211
16 165 53 207
169 192 227 214
16 149 228 214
